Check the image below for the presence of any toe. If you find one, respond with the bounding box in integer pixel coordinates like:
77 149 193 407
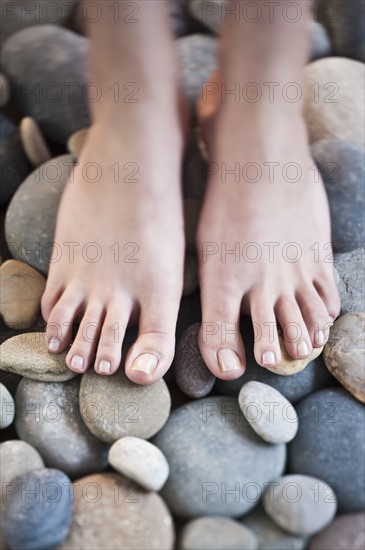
45 289 83 353
66 302 104 373
314 277 341 321
250 297 281 368
276 296 313 360
296 287 333 348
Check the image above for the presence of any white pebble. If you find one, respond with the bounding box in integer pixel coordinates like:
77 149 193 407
0 383 15 429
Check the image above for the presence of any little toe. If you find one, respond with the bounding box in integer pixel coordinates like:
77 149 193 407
66 303 104 373
250 298 281 368
45 290 83 353
276 297 313 360
296 288 333 348
314 277 341 322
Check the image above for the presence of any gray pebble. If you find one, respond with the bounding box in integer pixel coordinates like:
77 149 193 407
334 248 364 315
179 516 258 550
0 440 44 495
0 113 29 206
0 384 15 429
309 512 365 550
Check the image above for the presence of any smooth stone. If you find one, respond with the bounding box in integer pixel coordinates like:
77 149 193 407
67 128 89 158
3 468 73 550
80 368 171 443
0 113 29 205
58 473 174 550
184 198 202 254
153 396 286 518
304 58 365 149
169 0 207 37
2 26 90 144
0 440 44 492
311 139 364 252
0 332 75 381
309 21 332 61
15 377 109 478
0 73 10 107
179 516 258 550
309 512 365 550
174 323 215 398
263 475 337 536
5 155 75 273
108 436 169 492
0 384 15 429
323 313 365 403
238 381 298 444
335 248 365 314
288 387 365 512
183 129 208 199
0 260 46 329
19 117 51 167
183 255 198 296
265 335 323 375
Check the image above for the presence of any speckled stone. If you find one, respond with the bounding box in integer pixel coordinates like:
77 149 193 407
19 117 51 168
179 517 258 550
58 473 174 550
309 512 365 550
0 384 15 429
0 332 75 382
0 440 44 493
263 475 337 536
66 128 89 158
0 73 10 108
15 377 109 478
335 248 365 314
183 255 198 296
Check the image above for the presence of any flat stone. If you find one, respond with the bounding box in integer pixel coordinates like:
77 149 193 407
15 377 109 478
19 117 51 168
67 128 89 158
183 255 198 296
323 313 365 403
153 396 286 518
179 517 258 550
108 436 169 491
0 384 15 429
174 323 215 398
79 368 171 443
0 73 10 108
335 248 365 314
238 381 298 444
0 332 75 382
0 260 46 329
288 387 365 512
0 440 44 493
263 475 337 536
58 473 174 550
304 58 365 149
265 335 323 376
309 512 365 550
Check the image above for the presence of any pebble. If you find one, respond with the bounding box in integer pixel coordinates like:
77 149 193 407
288 387 365 512
19 117 51 168
0 260 46 329
263 474 337 536
304 58 365 149
108 436 169 492
335 248 365 314
311 139 364 252
0 113 29 206
2 26 90 144
183 255 199 296
179 517 258 550
184 198 202 254
169 0 207 37
323 313 365 403
58 473 174 550
0 332 75 382
79 368 171 443
15 377 109 478
309 512 365 550
309 21 332 61
0 441 44 493
3 468 73 550
238 381 298 444
265 335 323 375
174 323 216 398
153 396 286 518
0 384 15 429
5 155 75 273
0 73 10 108
66 128 89 158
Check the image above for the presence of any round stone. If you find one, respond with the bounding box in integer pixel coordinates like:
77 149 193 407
183 255 198 296
5 155 74 273
58 473 174 550
153 396 286 518
0 260 46 329
67 128 89 158
0 73 10 108
309 21 332 61
0 440 44 493
174 323 215 398
263 474 337 536
288 387 365 512
179 517 258 550
19 117 51 168
0 332 76 382
265 335 323 376
309 512 365 550
335 248 365 314
0 383 15 429
15 377 109 478
323 313 365 403
304 58 365 149
238 381 298 444
108 436 169 492
3 468 73 550
79 368 171 443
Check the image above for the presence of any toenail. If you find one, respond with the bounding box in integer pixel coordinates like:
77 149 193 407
315 330 325 346
71 355 84 372
217 349 242 373
130 353 158 376
97 360 111 374
48 338 60 352
297 341 310 357
262 351 276 366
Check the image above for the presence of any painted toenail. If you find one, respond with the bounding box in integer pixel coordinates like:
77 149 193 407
97 360 111 374
48 338 60 352
71 355 84 371
262 351 276 366
217 349 242 372
130 353 158 376
315 330 325 346
297 341 310 357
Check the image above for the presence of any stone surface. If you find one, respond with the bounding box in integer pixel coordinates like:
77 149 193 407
19 117 51 168
5 155 74 273
67 128 89 158
0 383 15 429
0 260 46 329
288 387 365 512
3 468 73 550
0 73 10 108
335 248 365 314
323 313 365 403
108 436 169 492
0 113 29 206
265 335 323 376
153 396 286 518
311 139 364 252
183 254 198 296
238 381 298 444
304 58 365 149
15 377 109 478
0 332 75 382
0 440 44 492
58 473 174 550
2 25 90 144
309 512 365 550
80 368 171 443
179 516 258 550
263 475 337 536
174 323 215 398
309 21 332 61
